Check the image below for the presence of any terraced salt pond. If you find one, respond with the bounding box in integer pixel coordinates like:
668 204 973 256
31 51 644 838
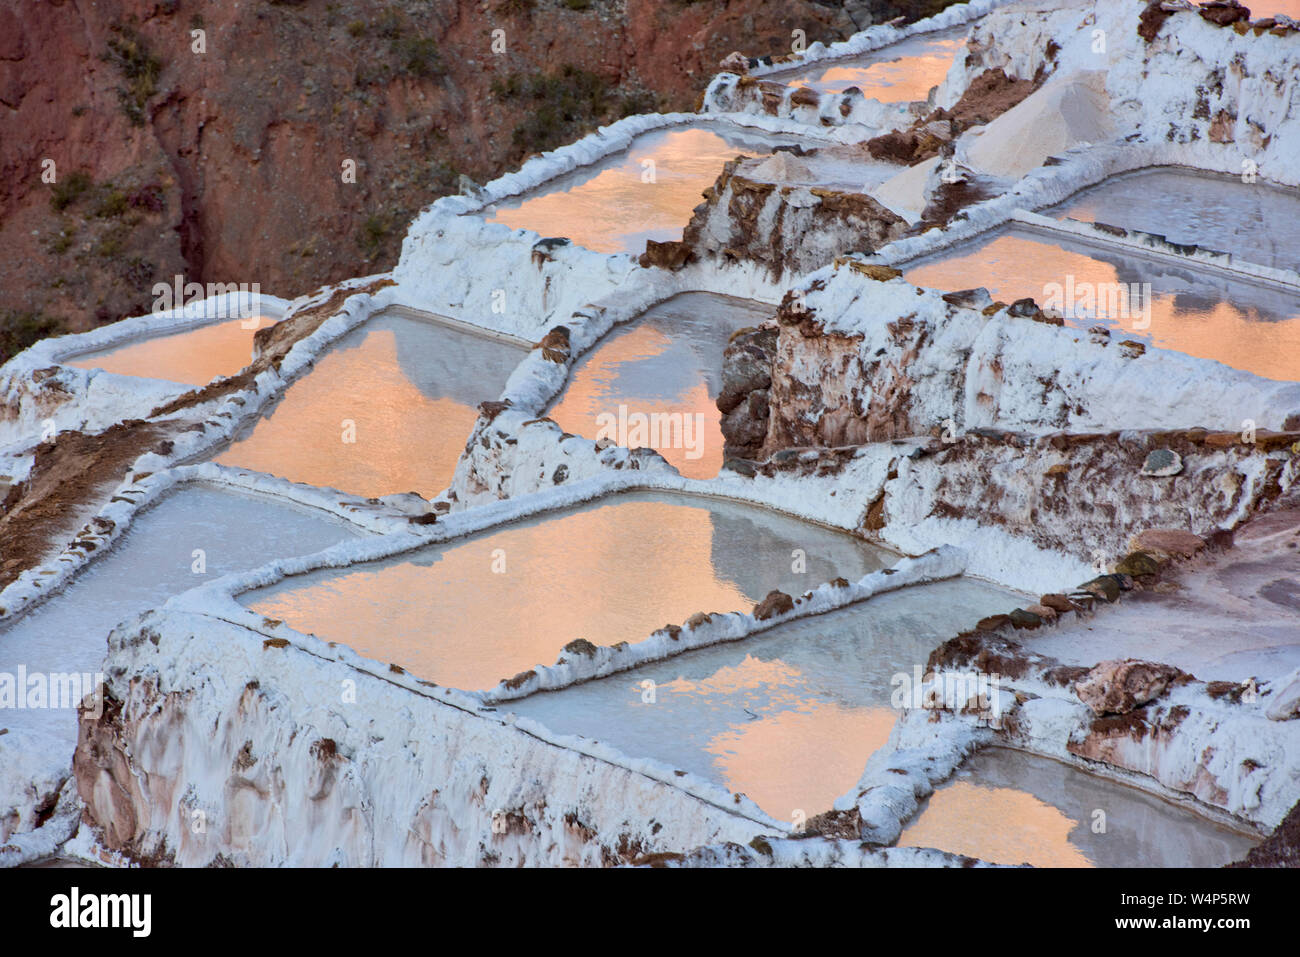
770 28 964 101
903 226 1300 381
507 577 1021 822
483 122 811 254
548 293 773 479
215 311 524 497
0 484 357 771
65 315 276 387
1052 168 1300 272
244 491 891 691
899 748 1258 867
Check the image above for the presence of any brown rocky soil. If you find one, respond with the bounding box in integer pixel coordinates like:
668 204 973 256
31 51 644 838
1 0 961 357
1229 798 1300 867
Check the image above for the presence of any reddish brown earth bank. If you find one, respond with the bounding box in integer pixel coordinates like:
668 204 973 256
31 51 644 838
0 0 957 359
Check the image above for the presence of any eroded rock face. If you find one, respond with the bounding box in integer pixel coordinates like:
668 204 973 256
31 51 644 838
717 324 778 459
1075 658 1187 715
73 610 772 867
680 161 907 279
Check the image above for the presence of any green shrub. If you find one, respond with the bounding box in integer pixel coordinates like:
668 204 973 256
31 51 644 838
102 25 162 125
0 311 62 364
50 171 92 212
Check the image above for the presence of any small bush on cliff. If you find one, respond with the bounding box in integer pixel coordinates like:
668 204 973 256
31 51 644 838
102 25 163 125
358 214 391 260
50 171 92 212
0 311 61 364
493 65 650 157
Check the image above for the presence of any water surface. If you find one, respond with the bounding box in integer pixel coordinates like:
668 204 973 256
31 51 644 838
485 123 810 254
215 313 524 497
775 30 964 101
508 577 1020 822
899 747 1258 867
548 293 773 478
1052 168 1300 272
66 316 275 387
245 491 891 690
0 485 357 758
904 227 1300 381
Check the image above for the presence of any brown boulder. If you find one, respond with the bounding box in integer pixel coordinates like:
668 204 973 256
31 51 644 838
1198 1 1251 27
1074 658 1186 715
1129 529 1206 560
753 590 794 621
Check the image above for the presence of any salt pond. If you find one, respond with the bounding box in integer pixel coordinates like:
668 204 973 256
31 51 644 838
903 226 1300 381
899 747 1258 867
243 490 891 691
771 28 964 102
1052 167 1300 272
548 293 773 479
0 483 358 783
506 577 1021 822
215 311 524 497
65 316 276 387
484 122 813 254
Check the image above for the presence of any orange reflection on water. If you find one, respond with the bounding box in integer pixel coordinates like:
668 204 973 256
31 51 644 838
215 328 479 498
905 233 1300 381
248 499 757 690
899 781 1094 867
548 324 725 478
660 656 897 819
66 316 275 387
712 701 897 819
486 128 774 254
790 39 962 101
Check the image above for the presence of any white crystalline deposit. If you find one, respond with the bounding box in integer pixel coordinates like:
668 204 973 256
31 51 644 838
963 70 1114 178
799 268 1300 434
73 608 777 866
941 0 1300 185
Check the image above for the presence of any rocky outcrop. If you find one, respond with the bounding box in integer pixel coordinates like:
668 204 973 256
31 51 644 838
680 160 908 279
717 324 778 460
1074 658 1188 715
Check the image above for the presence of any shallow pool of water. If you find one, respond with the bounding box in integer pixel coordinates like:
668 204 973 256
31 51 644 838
483 123 812 254
506 577 1021 822
66 316 276 387
899 747 1258 867
214 312 524 498
1051 168 1300 272
547 293 773 479
244 490 891 691
904 227 1300 381
773 29 964 101
0 484 358 757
